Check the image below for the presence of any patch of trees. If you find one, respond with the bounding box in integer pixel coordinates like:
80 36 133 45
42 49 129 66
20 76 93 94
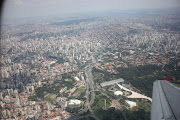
95 107 124 120
66 107 81 113
163 60 180 84
124 99 151 120
125 108 150 120
59 74 76 89
35 86 61 98
79 116 95 120
116 64 179 97
92 94 111 115
93 62 179 97
28 95 38 101
92 67 116 82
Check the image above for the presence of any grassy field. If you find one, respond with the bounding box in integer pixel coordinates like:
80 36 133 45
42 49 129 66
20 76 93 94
64 78 73 82
43 94 56 103
75 87 86 94
92 94 111 113
72 87 86 97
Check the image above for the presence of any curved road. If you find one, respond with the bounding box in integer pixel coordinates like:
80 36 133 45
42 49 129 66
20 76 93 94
117 84 152 102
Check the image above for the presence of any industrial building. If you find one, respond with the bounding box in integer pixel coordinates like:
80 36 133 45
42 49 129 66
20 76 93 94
68 99 81 107
100 78 124 87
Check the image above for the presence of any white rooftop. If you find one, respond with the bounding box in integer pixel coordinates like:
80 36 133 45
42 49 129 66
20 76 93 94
114 91 123 96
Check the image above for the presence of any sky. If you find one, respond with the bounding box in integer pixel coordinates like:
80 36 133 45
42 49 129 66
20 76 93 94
2 0 180 19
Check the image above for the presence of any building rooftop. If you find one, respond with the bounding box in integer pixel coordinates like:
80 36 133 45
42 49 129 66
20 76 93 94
100 78 124 87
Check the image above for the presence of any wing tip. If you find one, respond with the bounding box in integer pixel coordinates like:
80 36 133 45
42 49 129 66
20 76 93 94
164 77 172 82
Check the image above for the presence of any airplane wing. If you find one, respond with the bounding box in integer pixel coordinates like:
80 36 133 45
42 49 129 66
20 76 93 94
151 80 180 120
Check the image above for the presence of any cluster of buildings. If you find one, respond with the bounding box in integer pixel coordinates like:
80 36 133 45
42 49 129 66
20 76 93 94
0 14 179 119
122 51 170 67
0 89 70 119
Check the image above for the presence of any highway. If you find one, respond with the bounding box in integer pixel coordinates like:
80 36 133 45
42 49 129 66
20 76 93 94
77 64 99 120
69 64 99 120
85 67 95 107
84 64 99 119
70 64 130 120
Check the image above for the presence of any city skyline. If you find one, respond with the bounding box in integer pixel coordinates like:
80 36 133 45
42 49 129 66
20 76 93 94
1 3 180 119
2 0 180 19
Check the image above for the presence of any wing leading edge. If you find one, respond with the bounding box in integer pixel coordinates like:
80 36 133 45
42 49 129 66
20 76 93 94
151 80 180 120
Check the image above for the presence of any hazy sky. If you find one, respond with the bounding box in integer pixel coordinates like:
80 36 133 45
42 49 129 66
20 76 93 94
2 0 180 19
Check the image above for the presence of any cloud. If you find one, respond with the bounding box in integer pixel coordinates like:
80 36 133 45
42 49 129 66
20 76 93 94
5 0 23 6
